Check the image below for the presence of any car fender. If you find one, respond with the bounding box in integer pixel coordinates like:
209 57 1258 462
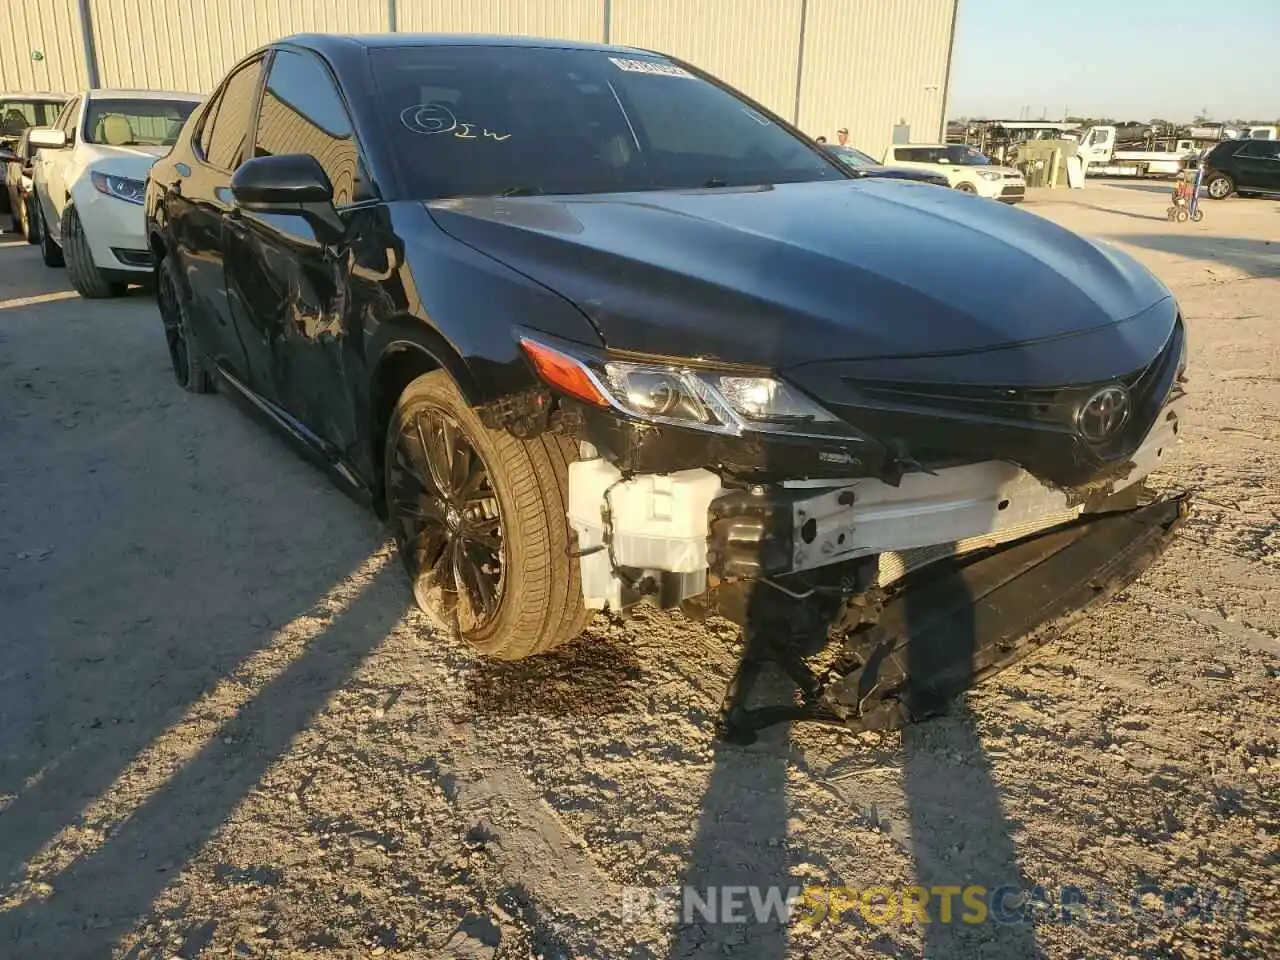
366 318 483 406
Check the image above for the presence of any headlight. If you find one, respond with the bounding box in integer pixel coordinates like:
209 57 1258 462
90 171 146 205
976 169 1001 181
520 336 849 438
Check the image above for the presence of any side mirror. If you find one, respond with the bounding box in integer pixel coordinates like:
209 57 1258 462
231 153 343 243
27 127 68 150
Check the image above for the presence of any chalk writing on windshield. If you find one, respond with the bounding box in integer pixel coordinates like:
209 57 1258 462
400 103 510 141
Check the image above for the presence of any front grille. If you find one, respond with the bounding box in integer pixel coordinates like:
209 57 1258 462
111 247 153 268
1000 185 1026 197
839 317 1184 460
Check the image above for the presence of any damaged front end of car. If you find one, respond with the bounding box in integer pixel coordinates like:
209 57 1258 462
509 316 1189 742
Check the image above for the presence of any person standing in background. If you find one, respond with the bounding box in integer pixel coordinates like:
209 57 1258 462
836 127 850 146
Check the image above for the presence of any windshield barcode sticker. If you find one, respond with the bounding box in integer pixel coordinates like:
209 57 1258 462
609 57 694 79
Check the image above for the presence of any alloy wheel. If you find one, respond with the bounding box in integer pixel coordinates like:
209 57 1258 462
1206 176 1232 199
388 409 506 632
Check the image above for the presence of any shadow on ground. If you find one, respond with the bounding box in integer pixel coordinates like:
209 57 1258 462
1118 233 1279 279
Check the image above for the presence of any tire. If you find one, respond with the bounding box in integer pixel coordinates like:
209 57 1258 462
1191 209 1204 223
21 196 39 244
38 202 64 267
62 206 125 298
1176 209 1189 223
156 254 215 393
954 182 977 193
385 371 587 659
1205 174 1233 200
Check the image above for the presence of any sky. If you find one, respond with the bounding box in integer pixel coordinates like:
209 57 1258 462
948 0 1279 122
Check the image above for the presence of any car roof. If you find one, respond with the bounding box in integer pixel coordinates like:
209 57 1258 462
890 143 951 149
280 32 642 56
0 92 69 100
83 88 203 101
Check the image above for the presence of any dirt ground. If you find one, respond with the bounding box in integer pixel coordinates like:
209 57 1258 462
1 182 1277 960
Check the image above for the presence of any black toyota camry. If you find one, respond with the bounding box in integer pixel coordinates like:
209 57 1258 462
147 35 1186 728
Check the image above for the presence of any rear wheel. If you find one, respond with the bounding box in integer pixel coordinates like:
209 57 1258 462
63 206 125 298
1205 174 1234 199
385 371 587 659
156 255 214 393
38 202 63 267
20 195 39 244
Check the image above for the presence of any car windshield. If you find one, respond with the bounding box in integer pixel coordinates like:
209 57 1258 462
0 99 65 138
942 144 991 165
83 98 198 147
824 144 879 168
372 45 847 198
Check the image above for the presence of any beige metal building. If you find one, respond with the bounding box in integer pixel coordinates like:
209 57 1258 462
2 0 959 159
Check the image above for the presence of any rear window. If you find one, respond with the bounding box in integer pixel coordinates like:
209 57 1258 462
0 99 65 138
372 45 846 199
83 98 199 147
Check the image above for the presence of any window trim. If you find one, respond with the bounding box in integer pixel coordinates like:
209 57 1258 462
250 45 378 208
195 54 267 173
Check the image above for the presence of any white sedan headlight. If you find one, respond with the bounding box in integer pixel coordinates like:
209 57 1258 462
90 171 146 205
976 169 1002 181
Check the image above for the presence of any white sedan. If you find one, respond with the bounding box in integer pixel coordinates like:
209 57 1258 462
30 89 201 297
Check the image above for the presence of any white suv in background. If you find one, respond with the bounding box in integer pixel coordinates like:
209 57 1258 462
30 89 201 297
882 143 1026 203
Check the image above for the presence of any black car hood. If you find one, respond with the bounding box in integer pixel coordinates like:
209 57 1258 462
427 179 1173 380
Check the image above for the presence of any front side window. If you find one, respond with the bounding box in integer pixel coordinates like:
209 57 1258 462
84 98 198 147
254 49 370 205
941 144 991 165
372 45 845 199
202 59 263 170
54 98 81 142
1237 140 1280 159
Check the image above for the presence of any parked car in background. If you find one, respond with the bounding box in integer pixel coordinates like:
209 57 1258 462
146 30 1186 732
882 143 1026 202
1202 138 1280 199
3 129 43 242
0 92 68 221
29 89 201 296
821 144 949 186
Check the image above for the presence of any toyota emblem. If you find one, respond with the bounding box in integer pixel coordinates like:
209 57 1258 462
1078 385 1131 442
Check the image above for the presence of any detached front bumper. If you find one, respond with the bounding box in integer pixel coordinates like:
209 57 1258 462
567 389 1184 612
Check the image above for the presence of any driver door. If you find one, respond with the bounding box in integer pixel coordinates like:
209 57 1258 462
223 48 371 460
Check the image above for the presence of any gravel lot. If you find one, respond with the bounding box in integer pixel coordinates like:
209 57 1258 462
1 183 1277 960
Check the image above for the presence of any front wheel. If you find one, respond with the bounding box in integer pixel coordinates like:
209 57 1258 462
1190 209 1204 223
63 206 125 298
385 371 588 659
1205 174 1233 199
